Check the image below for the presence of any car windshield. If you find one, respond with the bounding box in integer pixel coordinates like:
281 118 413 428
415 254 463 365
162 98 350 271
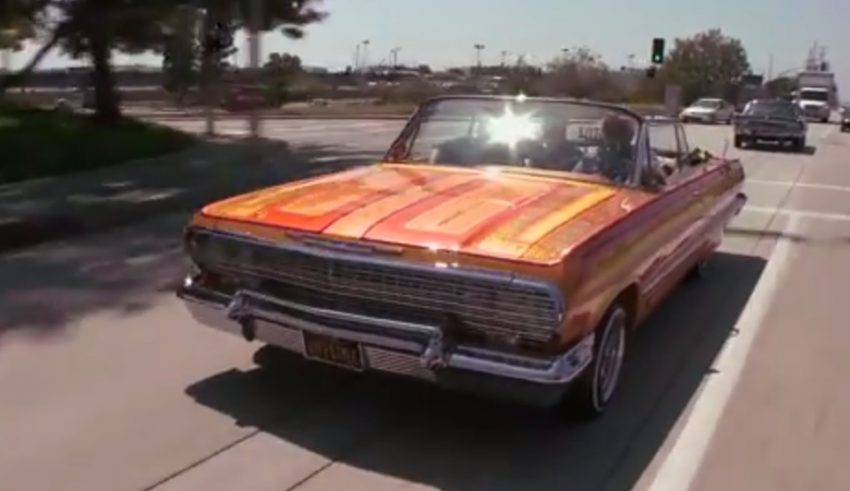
743 101 798 119
800 90 829 102
693 99 722 109
396 97 641 184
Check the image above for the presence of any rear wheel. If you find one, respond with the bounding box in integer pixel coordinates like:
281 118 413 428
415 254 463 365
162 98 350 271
559 304 628 422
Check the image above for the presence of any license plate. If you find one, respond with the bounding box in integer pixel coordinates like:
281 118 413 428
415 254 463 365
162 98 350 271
302 331 364 371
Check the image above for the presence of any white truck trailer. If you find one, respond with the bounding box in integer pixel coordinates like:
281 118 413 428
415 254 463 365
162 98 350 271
796 71 837 122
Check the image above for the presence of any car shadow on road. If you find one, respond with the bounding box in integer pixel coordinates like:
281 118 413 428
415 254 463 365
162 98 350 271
0 137 381 252
0 142 377 339
185 252 766 491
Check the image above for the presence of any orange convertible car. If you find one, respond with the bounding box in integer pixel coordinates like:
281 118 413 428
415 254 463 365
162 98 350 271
178 95 746 419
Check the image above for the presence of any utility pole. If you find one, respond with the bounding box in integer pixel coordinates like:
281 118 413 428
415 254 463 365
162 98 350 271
1 49 10 75
201 5 216 137
474 43 485 70
390 47 401 67
361 40 370 72
247 0 262 139
767 53 774 81
354 43 361 70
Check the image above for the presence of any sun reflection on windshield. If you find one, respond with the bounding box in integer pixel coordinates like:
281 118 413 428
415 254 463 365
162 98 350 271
485 106 540 147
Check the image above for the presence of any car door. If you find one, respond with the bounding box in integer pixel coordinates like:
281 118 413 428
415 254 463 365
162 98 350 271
638 123 710 308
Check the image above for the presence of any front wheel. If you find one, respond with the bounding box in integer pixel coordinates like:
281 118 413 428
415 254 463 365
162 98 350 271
687 256 710 281
794 137 806 152
560 305 628 421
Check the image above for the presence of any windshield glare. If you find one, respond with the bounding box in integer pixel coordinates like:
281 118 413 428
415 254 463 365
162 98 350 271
743 101 798 118
399 98 641 184
800 90 829 102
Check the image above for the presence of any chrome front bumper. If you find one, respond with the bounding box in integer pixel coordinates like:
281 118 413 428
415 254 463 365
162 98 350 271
178 278 593 404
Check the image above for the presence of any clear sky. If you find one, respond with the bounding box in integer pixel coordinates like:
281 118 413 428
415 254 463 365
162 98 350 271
10 0 850 95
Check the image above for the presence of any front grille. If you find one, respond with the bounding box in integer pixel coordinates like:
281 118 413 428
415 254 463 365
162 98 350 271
749 121 792 132
189 230 562 344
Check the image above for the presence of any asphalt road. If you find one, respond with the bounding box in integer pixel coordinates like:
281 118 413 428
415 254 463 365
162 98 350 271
1 121 849 491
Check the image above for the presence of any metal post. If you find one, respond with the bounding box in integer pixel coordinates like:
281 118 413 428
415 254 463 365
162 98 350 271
201 7 215 136
1 49 11 75
247 0 261 139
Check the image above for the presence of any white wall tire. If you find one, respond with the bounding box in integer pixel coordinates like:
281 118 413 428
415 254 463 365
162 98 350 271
560 305 628 421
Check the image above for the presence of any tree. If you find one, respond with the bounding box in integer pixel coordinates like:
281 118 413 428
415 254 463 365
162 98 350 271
0 1 51 86
162 5 201 103
264 52 301 75
539 46 615 99
660 29 751 103
1 0 327 123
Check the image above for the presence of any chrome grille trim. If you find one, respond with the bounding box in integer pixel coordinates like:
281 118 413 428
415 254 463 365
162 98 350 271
364 347 437 381
188 228 565 342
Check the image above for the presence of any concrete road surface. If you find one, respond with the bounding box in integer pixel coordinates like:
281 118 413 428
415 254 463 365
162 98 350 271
1 122 849 491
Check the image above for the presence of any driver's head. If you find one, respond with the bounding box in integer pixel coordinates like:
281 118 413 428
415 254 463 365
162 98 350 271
601 114 636 146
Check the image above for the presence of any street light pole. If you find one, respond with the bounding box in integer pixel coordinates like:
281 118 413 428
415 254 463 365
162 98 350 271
361 40 370 71
474 44 485 69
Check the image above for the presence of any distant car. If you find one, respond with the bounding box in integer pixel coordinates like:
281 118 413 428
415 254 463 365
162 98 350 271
221 85 270 112
734 99 808 151
679 98 735 124
841 105 850 132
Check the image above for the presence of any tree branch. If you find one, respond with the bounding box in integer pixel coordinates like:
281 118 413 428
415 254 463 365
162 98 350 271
0 22 68 93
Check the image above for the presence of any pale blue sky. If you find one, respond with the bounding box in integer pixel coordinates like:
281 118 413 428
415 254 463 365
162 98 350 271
11 0 850 94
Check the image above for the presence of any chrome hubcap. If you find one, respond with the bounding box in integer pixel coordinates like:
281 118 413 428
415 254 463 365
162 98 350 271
595 309 626 406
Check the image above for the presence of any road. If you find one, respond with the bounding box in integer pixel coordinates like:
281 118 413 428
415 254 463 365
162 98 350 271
1 120 849 491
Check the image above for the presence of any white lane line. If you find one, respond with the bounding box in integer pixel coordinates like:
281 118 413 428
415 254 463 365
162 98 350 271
748 179 850 193
745 205 850 223
647 213 801 491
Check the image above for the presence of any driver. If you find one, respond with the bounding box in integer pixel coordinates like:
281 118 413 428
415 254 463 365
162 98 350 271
596 114 636 182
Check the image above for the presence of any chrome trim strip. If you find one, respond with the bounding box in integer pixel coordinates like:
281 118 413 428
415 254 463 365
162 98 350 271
179 284 590 385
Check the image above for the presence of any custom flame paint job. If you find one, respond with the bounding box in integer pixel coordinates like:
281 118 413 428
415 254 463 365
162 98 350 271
199 164 619 264
187 96 746 351
190 155 745 348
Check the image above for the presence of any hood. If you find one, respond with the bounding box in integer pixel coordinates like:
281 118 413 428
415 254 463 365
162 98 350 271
200 164 620 263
